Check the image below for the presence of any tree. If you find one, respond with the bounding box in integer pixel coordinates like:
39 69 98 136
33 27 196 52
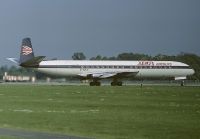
153 54 176 61
72 52 86 60
117 53 151 60
90 55 103 60
0 65 8 78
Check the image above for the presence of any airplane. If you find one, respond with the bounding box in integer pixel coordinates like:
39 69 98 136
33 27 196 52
8 38 195 86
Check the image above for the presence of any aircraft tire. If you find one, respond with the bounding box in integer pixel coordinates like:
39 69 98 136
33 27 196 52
90 81 101 86
111 82 115 86
111 81 123 86
90 82 95 86
96 82 101 86
117 81 123 86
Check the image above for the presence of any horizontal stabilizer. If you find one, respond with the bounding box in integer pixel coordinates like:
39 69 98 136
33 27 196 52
20 56 46 67
7 58 19 64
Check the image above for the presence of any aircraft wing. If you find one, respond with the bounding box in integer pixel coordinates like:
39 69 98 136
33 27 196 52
78 71 139 79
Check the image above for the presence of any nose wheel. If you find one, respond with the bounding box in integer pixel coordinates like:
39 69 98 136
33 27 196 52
180 80 184 86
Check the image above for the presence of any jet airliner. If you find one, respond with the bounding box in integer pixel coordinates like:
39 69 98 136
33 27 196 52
8 38 195 86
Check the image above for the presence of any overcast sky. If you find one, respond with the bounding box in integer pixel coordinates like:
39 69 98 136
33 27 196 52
0 0 199 65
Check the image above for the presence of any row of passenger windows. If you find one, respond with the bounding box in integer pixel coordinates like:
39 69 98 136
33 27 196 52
80 66 190 69
40 65 190 69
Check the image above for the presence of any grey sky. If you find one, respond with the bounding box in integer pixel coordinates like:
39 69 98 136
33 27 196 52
0 0 199 65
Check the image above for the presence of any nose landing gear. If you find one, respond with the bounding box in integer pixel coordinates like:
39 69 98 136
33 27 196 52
180 80 184 86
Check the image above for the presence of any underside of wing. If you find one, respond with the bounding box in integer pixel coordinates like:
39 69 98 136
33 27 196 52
112 71 139 78
78 71 139 80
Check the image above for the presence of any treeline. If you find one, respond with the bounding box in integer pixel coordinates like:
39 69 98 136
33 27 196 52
0 52 200 80
0 66 35 78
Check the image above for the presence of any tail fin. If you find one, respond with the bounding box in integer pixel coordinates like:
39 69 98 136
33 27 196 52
7 38 45 67
20 38 34 64
19 38 45 67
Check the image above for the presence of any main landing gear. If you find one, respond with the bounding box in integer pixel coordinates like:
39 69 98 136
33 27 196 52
111 79 123 86
90 81 101 86
111 81 123 86
89 79 123 86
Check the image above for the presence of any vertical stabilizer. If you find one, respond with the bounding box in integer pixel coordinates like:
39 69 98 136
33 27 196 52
7 38 45 67
20 38 34 64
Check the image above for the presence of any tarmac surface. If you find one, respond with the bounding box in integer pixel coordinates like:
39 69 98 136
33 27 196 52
1 81 200 87
0 128 92 139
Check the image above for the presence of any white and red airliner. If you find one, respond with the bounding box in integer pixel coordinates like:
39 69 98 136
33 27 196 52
8 38 195 86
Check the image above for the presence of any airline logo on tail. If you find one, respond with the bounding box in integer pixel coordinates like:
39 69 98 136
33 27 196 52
22 46 32 55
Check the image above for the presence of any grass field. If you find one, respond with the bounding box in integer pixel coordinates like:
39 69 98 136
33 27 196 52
0 84 199 139
0 137 19 139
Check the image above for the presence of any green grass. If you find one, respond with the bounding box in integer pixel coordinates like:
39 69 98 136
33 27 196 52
0 84 199 139
0 136 22 139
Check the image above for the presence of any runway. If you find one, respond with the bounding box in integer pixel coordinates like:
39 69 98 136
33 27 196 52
0 128 91 139
1 81 200 86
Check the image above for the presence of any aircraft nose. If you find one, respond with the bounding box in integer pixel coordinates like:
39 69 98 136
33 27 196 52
190 69 195 75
